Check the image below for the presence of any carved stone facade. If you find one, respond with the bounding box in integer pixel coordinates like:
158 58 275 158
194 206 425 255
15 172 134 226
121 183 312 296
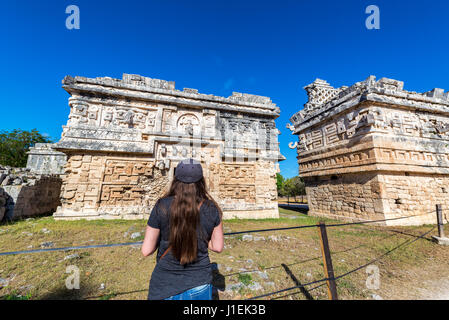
288 76 449 225
54 74 283 220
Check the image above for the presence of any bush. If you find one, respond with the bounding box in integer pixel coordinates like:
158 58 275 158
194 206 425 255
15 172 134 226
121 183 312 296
277 174 306 201
0 129 52 167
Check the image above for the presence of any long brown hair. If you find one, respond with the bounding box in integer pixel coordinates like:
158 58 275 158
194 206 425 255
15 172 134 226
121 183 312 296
162 176 222 265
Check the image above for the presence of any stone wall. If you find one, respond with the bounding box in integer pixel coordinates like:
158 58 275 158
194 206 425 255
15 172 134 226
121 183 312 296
26 143 67 175
54 153 170 220
54 73 284 220
378 173 449 225
289 76 449 226
304 172 384 222
54 152 278 220
209 161 278 219
0 166 62 221
0 187 8 221
305 172 449 225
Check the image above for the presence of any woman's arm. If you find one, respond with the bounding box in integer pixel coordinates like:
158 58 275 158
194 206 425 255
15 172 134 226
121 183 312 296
208 221 224 253
141 225 160 257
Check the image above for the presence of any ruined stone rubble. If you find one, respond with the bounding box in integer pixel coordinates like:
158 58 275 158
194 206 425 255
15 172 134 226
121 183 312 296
0 165 62 221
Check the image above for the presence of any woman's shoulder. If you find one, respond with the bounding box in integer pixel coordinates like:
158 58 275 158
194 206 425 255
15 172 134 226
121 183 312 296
201 199 221 226
159 196 174 204
202 198 216 208
155 196 174 212
202 199 221 215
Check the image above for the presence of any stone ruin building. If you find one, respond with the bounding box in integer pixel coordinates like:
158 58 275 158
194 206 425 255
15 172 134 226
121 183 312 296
52 73 284 220
288 76 449 226
26 143 67 175
0 145 65 221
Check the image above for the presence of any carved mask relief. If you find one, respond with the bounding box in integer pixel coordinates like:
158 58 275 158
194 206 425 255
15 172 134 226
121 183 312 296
68 101 89 125
177 114 200 136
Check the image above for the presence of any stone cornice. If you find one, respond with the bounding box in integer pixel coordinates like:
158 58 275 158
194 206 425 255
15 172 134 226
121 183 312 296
290 76 449 134
63 74 280 118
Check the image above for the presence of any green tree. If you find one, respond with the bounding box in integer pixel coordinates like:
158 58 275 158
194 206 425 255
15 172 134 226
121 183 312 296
281 176 307 203
283 178 295 204
276 173 285 197
292 176 306 201
0 129 52 167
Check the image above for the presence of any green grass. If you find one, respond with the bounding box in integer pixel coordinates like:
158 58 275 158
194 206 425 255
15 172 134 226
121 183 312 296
1 291 32 300
98 292 118 300
237 273 252 286
0 209 447 300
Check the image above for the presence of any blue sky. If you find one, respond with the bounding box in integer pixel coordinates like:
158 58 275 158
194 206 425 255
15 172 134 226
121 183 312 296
1 0 448 178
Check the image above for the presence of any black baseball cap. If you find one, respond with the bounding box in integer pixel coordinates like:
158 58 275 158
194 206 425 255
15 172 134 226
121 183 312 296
175 158 203 183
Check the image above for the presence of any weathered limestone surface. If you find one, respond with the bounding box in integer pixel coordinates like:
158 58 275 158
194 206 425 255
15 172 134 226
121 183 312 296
54 74 284 220
0 166 62 221
288 76 449 225
0 187 7 221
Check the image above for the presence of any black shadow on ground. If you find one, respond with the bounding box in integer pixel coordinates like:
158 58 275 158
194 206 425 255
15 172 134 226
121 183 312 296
281 263 314 300
278 204 309 214
39 282 96 300
211 262 225 300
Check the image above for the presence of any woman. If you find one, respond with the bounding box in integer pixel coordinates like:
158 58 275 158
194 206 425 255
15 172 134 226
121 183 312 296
141 158 224 300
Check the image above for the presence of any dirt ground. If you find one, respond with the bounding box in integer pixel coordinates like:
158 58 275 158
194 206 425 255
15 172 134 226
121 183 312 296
0 207 448 300
417 279 449 300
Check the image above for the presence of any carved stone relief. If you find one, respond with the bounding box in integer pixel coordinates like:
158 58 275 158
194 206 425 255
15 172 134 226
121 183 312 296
177 113 200 136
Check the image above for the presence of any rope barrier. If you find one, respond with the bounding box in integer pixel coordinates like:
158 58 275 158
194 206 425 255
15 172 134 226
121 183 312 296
0 210 437 256
245 224 437 300
334 225 436 281
225 209 436 237
270 282 327 300
0 208 441 301
325 210 436 228
223 230 400 278
0 224 319 256
0 241 143 257
224 224 317 236
246 277 330 300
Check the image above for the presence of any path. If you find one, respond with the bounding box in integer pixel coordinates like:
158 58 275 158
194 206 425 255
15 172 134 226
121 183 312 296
418 279 449 300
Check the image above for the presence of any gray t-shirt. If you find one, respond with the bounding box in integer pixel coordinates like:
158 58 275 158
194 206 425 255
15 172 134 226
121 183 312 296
147 196 221 300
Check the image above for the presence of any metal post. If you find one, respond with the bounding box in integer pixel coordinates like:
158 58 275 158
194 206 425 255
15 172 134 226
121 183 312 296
436 204 445 238
317 222 338 300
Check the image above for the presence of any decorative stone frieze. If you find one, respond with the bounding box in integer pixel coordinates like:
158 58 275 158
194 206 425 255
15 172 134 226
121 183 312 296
288 76 449 225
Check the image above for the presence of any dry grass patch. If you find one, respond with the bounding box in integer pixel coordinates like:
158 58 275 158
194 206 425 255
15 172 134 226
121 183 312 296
0 208 447 300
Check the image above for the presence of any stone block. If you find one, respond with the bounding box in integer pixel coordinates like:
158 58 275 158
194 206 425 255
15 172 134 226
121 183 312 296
432 236 449 246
